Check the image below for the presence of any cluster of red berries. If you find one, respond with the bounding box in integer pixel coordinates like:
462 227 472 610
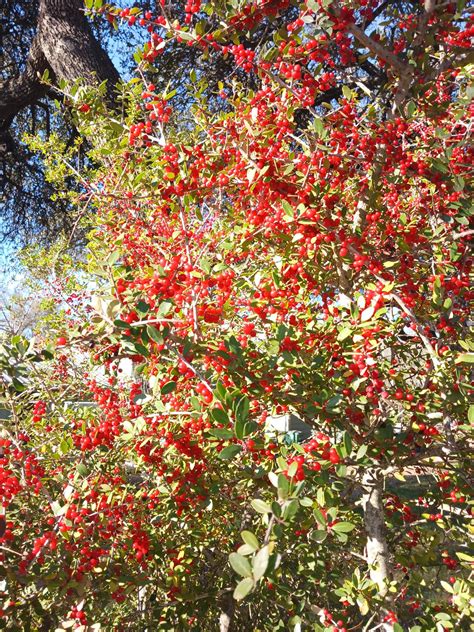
32 400 47 423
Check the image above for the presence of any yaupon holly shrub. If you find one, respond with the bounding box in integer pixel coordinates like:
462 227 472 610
1 1 473 630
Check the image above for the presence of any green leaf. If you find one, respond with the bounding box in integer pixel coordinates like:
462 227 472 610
190 396 201 411
455 353 474 364
229 552 252 578
241 531 259 551
277 473 289 499
238 544 256 556
214 380 227 403
77 463 89 477
357 596 369 615
313 508 327 529
331 521 355 533
146 326 164 345
157 301 173 318
252 545 270 581
209 428 234 440
251 499 272 514
233 577 254 601
218 444 242 461
337 327 351 342
342 431 352 457
283 499 299 521
310 530 327 543
468 405 474 424
11 378 26 392
161 381 176 395
356 444 368 460
234 395 250 425
406 101 416 117
287 461 299 478
210 407 229 425
342 85 353 100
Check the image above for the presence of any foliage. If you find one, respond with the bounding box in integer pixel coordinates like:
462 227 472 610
0 0 473 630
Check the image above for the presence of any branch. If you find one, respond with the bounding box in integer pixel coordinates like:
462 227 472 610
0 38 50 126
346 22 408 76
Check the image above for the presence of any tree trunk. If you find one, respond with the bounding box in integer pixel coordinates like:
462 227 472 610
0 0 120 129
37 0 120 92
362 469 393 630
218 591 235 632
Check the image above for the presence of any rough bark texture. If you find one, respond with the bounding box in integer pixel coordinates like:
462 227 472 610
37 0 120 91
0 0 119 131
0 39 49 126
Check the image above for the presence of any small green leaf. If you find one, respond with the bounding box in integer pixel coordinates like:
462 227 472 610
234 395 249 425
190 396 201 411
468 405 474 424
147 326 164 345
233 577 254 601
337 327 351 342
211 407 229 425
406 101 416 117
209 428 234 440
11 378 26 392
241 531 259 551
77 463 89 477
157 301 173 318
283 499 299 521
356 444 368 460
342 431 352 456
287 461 299 478
161 381 176 395
229 552 252 578
238 544 256 556
342 85 353 100
331 522 355 533
310 530 327 542
357 596 369 615
252 545 270 581
218 445 242 461
251 499 272 514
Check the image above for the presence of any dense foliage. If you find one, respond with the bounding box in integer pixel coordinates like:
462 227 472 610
0 0 473 630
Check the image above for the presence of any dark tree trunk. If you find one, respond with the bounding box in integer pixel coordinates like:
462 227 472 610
37 0 120 90
0 0 120 130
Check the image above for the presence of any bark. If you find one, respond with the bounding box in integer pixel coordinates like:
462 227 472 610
37 0 120 92
0 0 120 130
218 591 235 632
362 469 392 630
0 39 49 127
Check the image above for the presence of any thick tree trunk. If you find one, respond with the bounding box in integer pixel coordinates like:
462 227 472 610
37 0 120 92
0 0 119 129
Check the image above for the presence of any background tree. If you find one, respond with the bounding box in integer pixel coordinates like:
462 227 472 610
5 0 471 244
0 0 120 243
